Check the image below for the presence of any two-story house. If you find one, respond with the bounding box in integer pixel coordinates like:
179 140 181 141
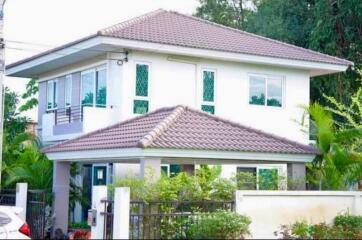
6 9 352 230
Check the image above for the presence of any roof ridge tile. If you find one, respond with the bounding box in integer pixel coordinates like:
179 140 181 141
138 105 185 148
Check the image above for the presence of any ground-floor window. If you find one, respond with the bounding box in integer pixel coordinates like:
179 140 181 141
161 164 181 177
236 165 284 190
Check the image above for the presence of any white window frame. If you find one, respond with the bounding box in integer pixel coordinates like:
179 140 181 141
161 164 170 177
64 74 72 108
80 65 107 108
236 164 286 190
248 73 285 108
46 79 58 110
134 61 151 114
201 68 216 114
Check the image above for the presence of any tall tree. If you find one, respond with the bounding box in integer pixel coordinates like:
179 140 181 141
194 0 258 30
3 87 29 143
245 0 314 48
309 0 362 105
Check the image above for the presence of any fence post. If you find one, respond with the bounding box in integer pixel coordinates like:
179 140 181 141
235 191 243 214
15 182 28 221
113 187 130 239
352 193 362 215
91 186 107 240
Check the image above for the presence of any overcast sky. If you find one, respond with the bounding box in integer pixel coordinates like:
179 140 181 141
4 0 199 120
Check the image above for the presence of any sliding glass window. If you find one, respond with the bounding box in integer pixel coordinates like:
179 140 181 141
81 66 107 108
47 79 58 110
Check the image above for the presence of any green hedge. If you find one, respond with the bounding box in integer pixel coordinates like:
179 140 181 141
187 210 251 239
276 214 362 239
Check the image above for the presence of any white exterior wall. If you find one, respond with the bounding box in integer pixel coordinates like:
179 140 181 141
37 49 310 144
119 51 310 144
236 191 362 239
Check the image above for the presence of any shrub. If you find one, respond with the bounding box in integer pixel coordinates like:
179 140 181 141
276 214 362 239
110 166 235 201
186 210 251 239
334 214 362 230
69 221 90 230
334 214 362 238
291 221 310 238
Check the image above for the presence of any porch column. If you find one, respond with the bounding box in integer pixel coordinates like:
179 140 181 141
140 158 161 181
180 164 195 176
287 162 306 190
52 161 71 233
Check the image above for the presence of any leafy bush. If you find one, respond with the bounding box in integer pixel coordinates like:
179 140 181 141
334 214 362 238
334 213 362 230
110 166 236 201
69 221 90 230
276 214 362 239
187 210 251 239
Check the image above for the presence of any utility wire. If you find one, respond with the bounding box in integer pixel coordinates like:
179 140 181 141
5 39 128 56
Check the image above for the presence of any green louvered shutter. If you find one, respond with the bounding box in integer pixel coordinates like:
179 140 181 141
201 105 215 114
135 64 149 97
203 71 214 102
133 100 149 114
202 71 215 114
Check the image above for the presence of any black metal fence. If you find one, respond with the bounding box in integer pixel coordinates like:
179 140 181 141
0 189 16 206
26 190 47 239
102 200 235 239
101 199 114 240
130 200 235 239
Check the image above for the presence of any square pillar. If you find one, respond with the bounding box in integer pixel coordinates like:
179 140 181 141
91 186 107 239
140 158 161 181
287 162 306 190
113 187 130 239
15 183 28 221
52 161 71 233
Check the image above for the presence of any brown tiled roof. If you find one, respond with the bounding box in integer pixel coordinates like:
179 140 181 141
43 106 318 155
7 9 351 71
98 9 352 66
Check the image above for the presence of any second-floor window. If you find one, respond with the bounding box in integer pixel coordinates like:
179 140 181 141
65 74 72 108
201 70 215 114
249 74 284 107
47 79 58 110
81 66 107 108
134 63 149 114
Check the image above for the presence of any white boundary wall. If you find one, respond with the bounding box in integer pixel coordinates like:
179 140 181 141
235 191 362 239
15 183 28 221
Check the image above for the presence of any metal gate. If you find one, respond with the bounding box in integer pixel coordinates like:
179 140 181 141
129 200 235 239
0 189 16 206
101 199 114 239
26 190 47 239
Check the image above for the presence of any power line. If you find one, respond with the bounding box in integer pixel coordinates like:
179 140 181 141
5 39 128 56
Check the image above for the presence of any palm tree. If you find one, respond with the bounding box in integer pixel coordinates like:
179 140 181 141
307 103 362 190
2 133 53 190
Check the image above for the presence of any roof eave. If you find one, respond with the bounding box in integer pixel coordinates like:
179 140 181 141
46 147 316 163
5 34 102 78
6 35 351 78
104 36 351 75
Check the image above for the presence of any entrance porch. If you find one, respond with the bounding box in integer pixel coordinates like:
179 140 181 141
43 106 318 232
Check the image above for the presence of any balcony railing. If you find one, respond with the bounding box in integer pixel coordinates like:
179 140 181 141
47 106 83 125
46 104 110 125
